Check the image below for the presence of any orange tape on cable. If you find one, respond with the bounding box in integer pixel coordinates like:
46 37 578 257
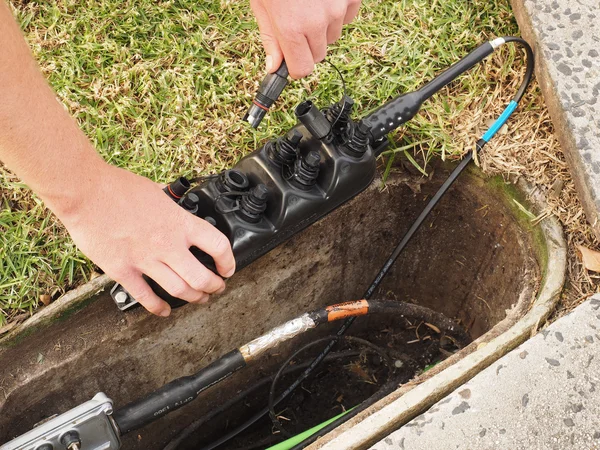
326 299 369 322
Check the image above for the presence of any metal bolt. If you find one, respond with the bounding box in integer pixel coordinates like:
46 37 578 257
181 193 200 211
286 129 303 146
252 184 269 201
115 291 129 305
304 151 321 168
68 444 80 450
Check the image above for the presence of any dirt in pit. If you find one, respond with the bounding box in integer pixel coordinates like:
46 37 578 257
177 317 465 450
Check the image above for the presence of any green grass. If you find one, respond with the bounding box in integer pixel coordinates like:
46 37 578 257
1 0 520 324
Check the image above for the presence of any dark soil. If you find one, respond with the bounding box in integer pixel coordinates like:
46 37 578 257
178 316 464 450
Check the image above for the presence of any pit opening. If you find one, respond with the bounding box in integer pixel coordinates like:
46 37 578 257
172 303 470 450
0 165 541 450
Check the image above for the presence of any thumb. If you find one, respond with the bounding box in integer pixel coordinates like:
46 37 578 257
250 0 283 73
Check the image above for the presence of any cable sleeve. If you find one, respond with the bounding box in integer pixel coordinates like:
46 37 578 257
113 350 246 434
482 100 518 142
363 41 495 142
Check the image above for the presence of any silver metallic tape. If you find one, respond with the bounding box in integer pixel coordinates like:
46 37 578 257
490 37 506 50
239 314 317 362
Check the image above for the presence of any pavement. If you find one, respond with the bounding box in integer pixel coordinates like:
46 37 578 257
370 295 600 450
510 0 600 240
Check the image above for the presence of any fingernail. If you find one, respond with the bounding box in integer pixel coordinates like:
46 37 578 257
160 309 171 317
266 55 273 72
200 294 210 304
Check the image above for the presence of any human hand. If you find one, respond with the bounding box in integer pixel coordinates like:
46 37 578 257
250 0 361 79
58 165 235 317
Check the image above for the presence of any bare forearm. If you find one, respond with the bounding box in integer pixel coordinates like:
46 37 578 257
0 1 107 216
0 2 235 317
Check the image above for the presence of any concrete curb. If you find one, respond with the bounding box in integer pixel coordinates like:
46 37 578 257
510 0 600 240
312 179 567 450
372 295 600 449
0 275 112 348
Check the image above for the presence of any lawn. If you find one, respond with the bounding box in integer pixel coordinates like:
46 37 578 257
2 0 582 325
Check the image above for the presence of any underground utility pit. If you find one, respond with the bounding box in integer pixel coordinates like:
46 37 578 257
0 164 551 450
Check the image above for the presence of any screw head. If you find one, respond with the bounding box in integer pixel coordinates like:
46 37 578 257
304 151 321 168
115 291 129 305
252 184 269 201
357 121 370 134
286 129 303 146
182 193 199 210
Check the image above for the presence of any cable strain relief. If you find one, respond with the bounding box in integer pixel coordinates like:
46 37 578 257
343 121 370 157
326 95 354 133
238 184 269 223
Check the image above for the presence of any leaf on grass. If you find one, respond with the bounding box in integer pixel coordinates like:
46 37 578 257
39 294 52 306
577 245 600 273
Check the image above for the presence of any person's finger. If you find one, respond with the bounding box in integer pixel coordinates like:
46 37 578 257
165 251 226 295
278 33 315 79
146 261 207 303
343 0 361 24
250 0 284 72
187 218 236 278
307 31 328 63
120 273 172 317
326 16 344 44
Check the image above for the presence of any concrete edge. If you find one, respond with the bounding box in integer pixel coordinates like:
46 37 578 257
509 0 600 241
0 275 112 348
313 178 567 450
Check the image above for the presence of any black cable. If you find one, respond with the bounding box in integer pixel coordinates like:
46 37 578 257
324 60 348 130
502 36 534 103
162 350 360 450
287 36 535 450
114 350 247 434
268 335 392 436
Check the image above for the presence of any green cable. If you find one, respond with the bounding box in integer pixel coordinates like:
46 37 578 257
265 407 356 450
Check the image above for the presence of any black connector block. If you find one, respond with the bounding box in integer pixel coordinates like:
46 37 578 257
183 117 377 275
111 96 389 310
116 99 382 310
